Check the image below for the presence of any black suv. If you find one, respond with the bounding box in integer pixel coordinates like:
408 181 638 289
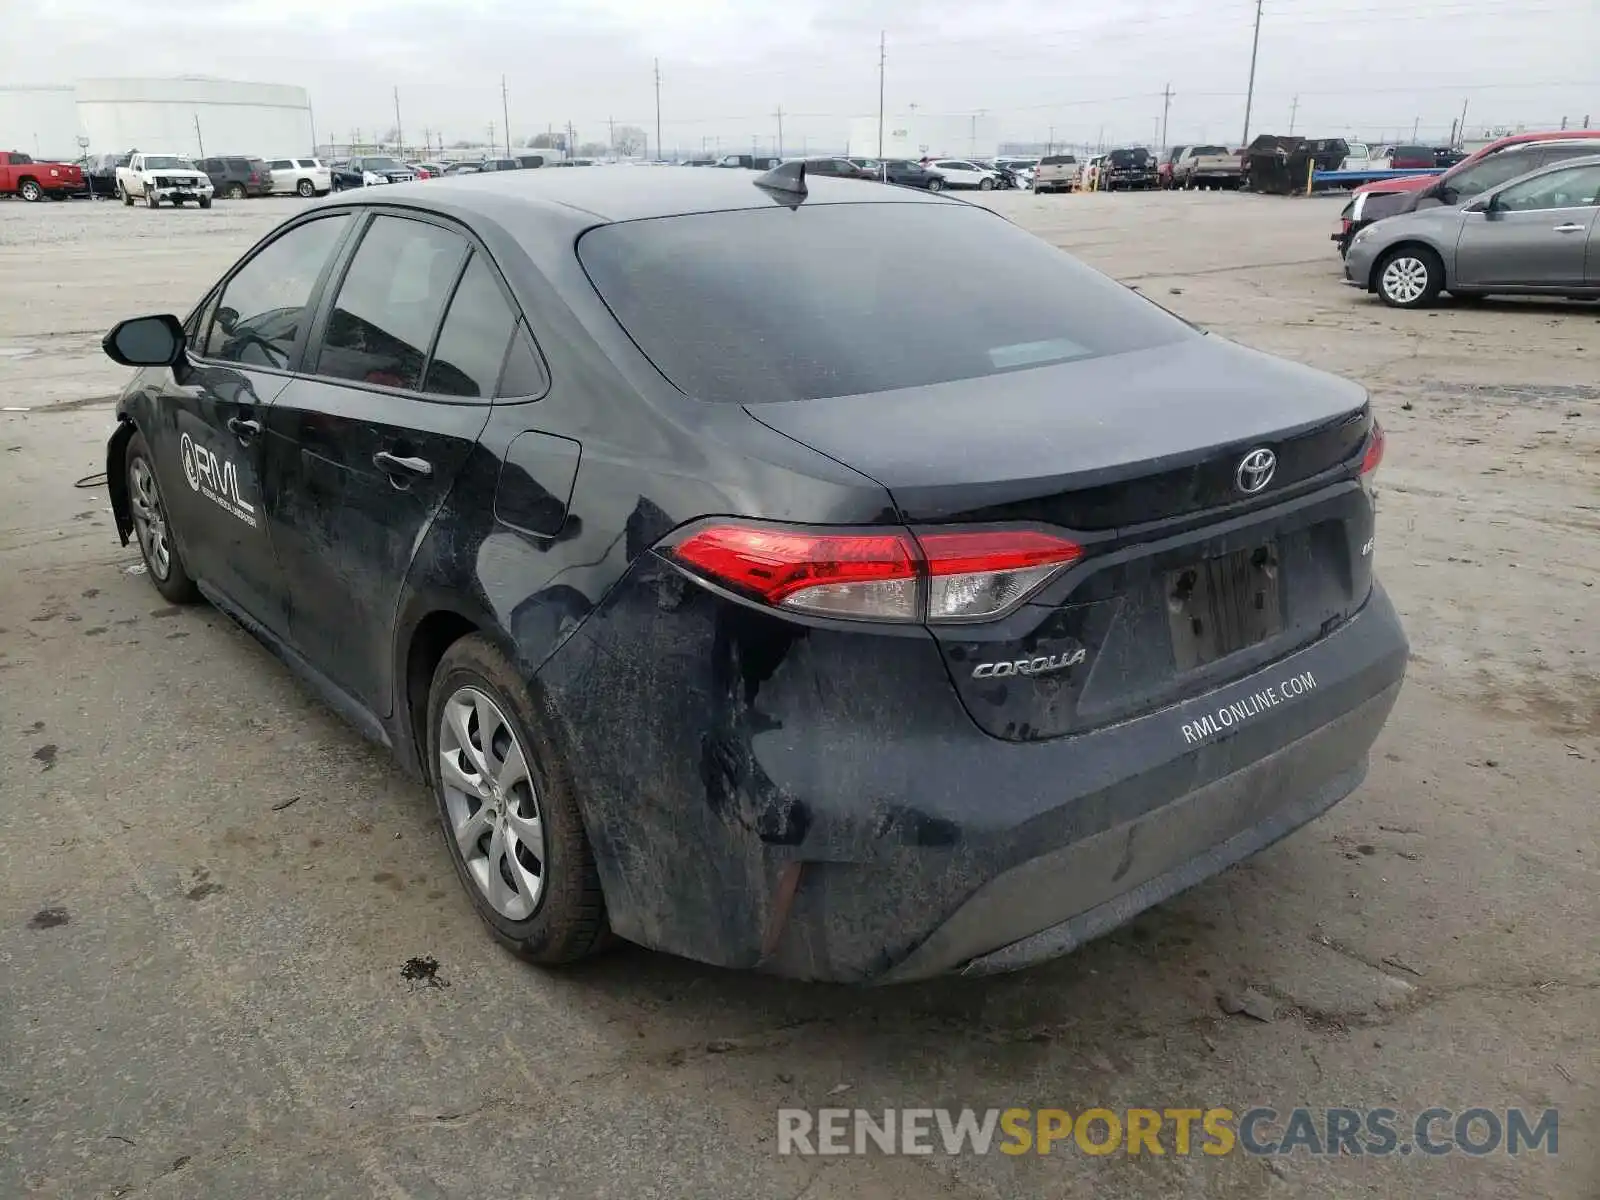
200 156 271 199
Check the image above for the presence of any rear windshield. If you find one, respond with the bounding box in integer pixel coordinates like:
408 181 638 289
1109 149 1152 165
579 203 1192 404
1041 155 1076 165
1190 145 1228 156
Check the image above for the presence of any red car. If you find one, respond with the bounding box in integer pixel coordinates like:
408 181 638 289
0 151 83 201
1333 130 1600 255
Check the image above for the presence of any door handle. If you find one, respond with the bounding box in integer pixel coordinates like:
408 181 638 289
1553 223 1586 233
373 450 433 479
226 416 262 441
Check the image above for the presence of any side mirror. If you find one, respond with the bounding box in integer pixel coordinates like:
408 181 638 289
101 314 185 367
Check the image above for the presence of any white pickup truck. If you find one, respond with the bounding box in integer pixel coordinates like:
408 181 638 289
116 153 215 208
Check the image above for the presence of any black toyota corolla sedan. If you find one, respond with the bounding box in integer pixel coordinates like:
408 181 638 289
101 166 1407 982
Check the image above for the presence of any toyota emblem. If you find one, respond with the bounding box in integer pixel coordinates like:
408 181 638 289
1235 448 1276 494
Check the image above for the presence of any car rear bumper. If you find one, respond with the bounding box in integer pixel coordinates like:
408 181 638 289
538 554 1408 982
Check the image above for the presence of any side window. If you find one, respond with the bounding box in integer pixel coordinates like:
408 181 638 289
497 326 549 398
315 216 467 391
1494 165 1600 212
202 214 350 368
423 252 518 399
1451 150 1539 198
269 159 292 170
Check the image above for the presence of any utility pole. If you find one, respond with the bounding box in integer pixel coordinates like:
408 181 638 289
501 75 512 154
393 86 404 153
193 114 205 159
1047 124 1055 154
1457 97 1470 145
567 121 576 157
654 59 662 163
1412 116 1420 140
877 30 886 158
774 106 784 159
1288 94 1299 135
308 103 317 156
1448 118 1458 146
1241 0 1264 148
608 115 616 157
488 121 496 152
1160 83 1174 150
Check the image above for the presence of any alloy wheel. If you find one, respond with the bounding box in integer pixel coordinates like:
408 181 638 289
127 457 171 580
438 687 546 921
1380 256 1430 305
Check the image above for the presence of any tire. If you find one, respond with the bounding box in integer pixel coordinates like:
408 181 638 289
146 189 160 209
199 197 212 209
927 177 943 192
125 432 200 604
978 177 994 191
1375 246 1443 309
227 183 246 200
296 178 315 198
19 179 42 202
427 635 609 965
121 185 133 206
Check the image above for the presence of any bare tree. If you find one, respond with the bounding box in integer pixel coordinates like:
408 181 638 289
530 133 556 149
578 141 609 157
614 125 647 156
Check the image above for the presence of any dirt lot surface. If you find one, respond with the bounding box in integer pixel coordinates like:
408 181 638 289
2 190 1595 1198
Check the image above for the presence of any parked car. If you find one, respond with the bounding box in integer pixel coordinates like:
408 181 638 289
1033 154 1080 193
444 162 483 175
0 150 84 201
199 157 272 199
924 158 1001 190
331 156 417 189
1432 147 1467 169
97 168 1404 983
1333 131 1600 255
1080 155 1106 189
1101 147 1159 190
266 157 332 198
411 161 450 179
1344 154 1600 308
797 157 869 179
1173 145 1242 190
476 158 524 173
716 154 782 170
84 152 131 198
1157 146 1189 188
875 159 944 190
1338 141 1376 173
116 153 213 208
1372 144 1436 171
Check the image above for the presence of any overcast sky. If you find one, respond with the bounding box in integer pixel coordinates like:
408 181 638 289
12 0 1599 151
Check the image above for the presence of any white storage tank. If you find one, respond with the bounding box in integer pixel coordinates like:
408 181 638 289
75 77 313 159
0 86 84 160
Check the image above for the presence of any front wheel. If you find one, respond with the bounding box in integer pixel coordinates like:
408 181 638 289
427 635 609 965
125 432 199 604
120 185 133 206
199 196 212 209
978 177 994 191
1375 247 1443 309
296 178 315 198
145 189 160 209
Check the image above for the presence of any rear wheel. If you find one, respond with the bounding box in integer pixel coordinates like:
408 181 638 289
125 432 199 604
296 178 315 198
19 179 42 202
1375 246 1443 309
227 183 246 200
978 177 994 191
427 635 609 965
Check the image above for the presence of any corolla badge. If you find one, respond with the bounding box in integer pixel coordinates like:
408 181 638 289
1235 447 1277 494
972 647 1086 679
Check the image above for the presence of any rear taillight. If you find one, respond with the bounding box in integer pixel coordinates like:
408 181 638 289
1360 422 1385 476
666 522 1082 624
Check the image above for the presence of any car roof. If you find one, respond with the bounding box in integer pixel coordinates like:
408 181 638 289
324 166 961 224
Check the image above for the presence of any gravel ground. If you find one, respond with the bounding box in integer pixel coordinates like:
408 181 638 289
1 189 1595 1199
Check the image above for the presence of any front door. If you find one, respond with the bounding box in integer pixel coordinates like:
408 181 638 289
1455 164 1600 288
263 212 520 717
155 211 354 633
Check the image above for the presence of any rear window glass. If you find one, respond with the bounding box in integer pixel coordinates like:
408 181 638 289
1190 146 1228 156
1041 155 1075 165
579 203 1193 404
1109 149 1151 165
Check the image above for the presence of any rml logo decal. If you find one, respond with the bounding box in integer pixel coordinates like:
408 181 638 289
180 432 258 528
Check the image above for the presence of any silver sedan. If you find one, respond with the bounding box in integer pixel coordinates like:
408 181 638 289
1345 154 1600 308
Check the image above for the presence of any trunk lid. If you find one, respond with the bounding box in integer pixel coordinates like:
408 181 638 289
748 336 1377 743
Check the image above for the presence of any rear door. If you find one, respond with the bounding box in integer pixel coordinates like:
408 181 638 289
155 211 354 632
262 211 505 716
1456 163 1600 288
267 159 294 192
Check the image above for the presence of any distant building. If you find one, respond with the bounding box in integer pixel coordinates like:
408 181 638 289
1 78 314 159
846 113 1001 161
